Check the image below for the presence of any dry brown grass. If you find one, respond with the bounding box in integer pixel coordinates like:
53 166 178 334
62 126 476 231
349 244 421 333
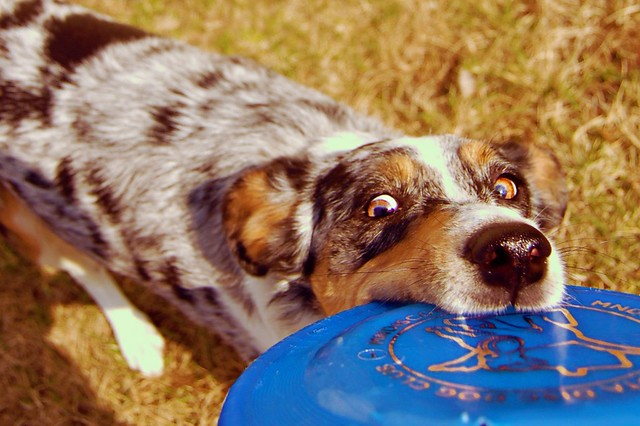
1 0 638 424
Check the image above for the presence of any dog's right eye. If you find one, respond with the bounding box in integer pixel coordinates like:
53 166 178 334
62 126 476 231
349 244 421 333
367 194 398 218
493 175 518 200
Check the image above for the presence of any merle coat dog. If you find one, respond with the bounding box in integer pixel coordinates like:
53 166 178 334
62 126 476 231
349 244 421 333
0 0 567 376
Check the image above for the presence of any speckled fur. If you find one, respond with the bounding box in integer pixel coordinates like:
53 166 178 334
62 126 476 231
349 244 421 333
0 0 568 375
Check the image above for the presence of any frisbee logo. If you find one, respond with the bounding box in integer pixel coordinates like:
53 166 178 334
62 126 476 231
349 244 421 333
423 309 640 377
373 300 640 403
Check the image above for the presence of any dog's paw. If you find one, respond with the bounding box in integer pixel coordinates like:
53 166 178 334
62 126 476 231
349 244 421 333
109 308 166 377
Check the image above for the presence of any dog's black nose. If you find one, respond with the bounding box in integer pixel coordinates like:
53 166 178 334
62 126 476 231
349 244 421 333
465 223 552 302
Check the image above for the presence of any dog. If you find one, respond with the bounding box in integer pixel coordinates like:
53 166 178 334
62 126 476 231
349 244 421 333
0 0 568 377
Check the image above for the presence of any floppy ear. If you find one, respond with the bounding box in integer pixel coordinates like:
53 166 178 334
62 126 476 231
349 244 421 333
499 141 568 230
223 157 313 276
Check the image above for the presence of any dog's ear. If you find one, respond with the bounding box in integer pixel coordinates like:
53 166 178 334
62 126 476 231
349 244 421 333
498 141 568 230
223 157 313 276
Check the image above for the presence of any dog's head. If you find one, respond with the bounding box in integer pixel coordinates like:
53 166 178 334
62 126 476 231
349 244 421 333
223 135 568 315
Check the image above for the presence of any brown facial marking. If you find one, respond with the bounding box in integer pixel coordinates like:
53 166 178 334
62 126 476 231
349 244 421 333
458 140 497 169
310 209 456 315
384 151 419 184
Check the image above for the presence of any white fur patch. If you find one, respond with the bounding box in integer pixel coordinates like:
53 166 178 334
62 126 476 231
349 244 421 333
294 200 314 262
232 276 299 351
387 136 471 202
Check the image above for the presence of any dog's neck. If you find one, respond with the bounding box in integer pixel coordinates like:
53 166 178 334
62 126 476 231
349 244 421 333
233 275 324 352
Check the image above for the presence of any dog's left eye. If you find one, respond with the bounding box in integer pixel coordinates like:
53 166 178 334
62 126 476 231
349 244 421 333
493 175 518 200
367 194 398 218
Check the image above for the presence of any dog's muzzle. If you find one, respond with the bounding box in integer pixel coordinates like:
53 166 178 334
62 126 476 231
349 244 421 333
465 223 552 304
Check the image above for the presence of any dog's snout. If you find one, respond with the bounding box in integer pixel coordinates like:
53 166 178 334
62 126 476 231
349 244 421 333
465 223 552 301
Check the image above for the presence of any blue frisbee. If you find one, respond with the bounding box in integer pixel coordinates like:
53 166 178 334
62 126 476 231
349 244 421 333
220 286 640 425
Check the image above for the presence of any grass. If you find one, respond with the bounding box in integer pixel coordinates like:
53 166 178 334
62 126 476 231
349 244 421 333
1 0 639 424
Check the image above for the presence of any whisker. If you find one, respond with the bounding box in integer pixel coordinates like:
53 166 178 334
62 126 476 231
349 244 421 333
555 235 638 247
532 205 550 225
563 265 638 289
559 292 583 307
557 247 626 265
313 266 423 277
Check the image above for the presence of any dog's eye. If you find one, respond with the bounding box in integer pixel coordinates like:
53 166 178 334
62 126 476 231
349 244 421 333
367 194 398 218
493 175 518 200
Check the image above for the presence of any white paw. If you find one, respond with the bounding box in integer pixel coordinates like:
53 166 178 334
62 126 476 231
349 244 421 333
108 308 166 377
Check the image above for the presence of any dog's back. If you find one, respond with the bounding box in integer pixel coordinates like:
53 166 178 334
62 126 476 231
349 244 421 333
0 0 386 261
0 0 392 366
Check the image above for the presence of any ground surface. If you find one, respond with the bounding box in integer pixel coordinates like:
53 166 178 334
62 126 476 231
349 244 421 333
1 0 638 424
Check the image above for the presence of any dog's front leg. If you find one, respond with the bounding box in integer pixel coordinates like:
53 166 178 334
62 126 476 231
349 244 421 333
0 186 165 377
49 252 166 378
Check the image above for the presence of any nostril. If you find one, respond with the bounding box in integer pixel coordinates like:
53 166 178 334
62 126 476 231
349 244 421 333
465 222 552 296
487 246 510 269
530 246 542 258
472 243 508 269
529 246 547 266
529 234 552 259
